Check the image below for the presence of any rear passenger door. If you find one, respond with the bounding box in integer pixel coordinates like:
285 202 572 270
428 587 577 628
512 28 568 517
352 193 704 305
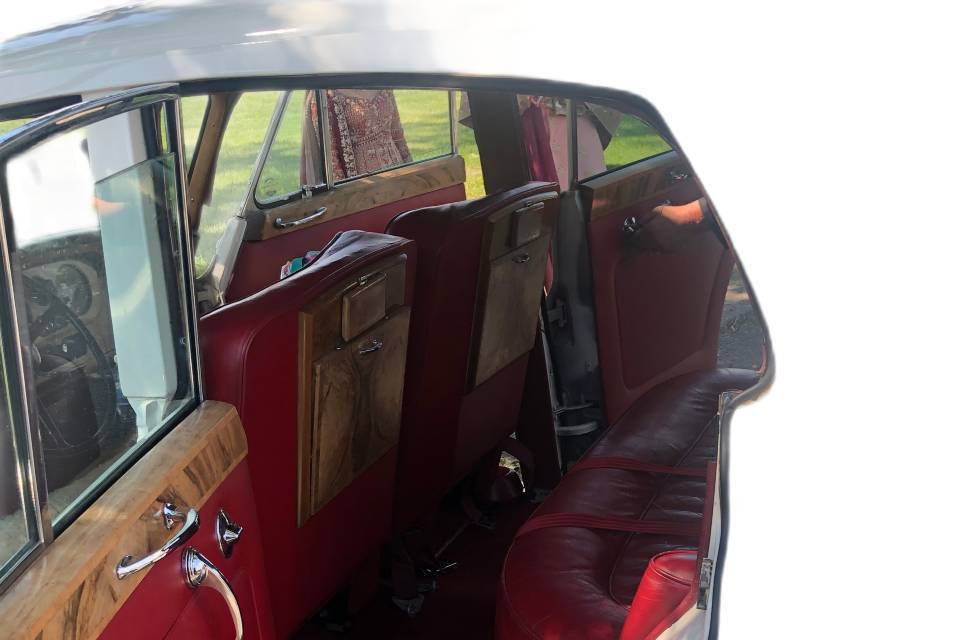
187 87 471 305
0 86 273 639
578 106 733 424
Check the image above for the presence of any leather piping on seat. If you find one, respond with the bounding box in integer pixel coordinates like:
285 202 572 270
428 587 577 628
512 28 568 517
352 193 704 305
566 457 708 478
516 514 701 538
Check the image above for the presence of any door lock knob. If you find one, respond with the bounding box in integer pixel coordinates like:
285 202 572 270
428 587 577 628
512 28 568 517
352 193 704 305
216 509 243 559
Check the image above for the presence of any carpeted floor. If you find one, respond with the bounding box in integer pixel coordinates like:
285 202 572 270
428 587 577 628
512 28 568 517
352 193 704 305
296 499 536 640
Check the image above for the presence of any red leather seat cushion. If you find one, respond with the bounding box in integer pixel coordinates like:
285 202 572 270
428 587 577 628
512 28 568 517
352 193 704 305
200 230 416 637
496 368 757 640
620 549 697 640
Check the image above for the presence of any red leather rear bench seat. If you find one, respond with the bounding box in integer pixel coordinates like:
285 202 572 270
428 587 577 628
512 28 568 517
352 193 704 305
496 368 758 640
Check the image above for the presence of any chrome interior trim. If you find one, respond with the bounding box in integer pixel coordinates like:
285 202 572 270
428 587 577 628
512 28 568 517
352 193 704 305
182 547 244 640
318 88 336 190
0 164 53 552
170 99 205 402
274 206 327 230
116 504 199 579
0 84 179 156
216 509 243 559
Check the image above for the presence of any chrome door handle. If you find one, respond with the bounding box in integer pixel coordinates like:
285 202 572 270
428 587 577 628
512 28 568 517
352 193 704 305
116 503 199 579
274 206 327 230
512 253 531 264
358 338 383 355
183 548 244 640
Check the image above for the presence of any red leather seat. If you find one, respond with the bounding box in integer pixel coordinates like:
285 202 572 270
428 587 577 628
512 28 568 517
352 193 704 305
621 549 698 640
496 368 758 640
386 182 560 531
200 230 416 637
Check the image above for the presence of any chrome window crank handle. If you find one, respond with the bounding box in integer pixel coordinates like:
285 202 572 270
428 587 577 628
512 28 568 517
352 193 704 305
183 548 244 640
359 338 383 355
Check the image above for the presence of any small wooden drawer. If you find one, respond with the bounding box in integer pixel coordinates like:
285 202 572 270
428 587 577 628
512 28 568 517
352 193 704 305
342 273 386 342
485 196 551 261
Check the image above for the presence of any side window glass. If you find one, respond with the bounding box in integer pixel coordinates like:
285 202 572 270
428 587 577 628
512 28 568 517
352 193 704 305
195 91 280 272
454 91 485 199
584 103 671 176
0 119 31 136
321 88 452 182
255 90 308 204
3 102 197 527
180 95 208 173
718 264 765 371
481 96 665 188
393 89 453 164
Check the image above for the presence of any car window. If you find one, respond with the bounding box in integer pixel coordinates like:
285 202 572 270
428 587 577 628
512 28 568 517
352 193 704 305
255 90 308 204
583 103 671 177
3 103 197 528
394 89 453 165
255 88 459 204
315 88 453 183
454 91 485 199
195 91 281 273
0 119 31 136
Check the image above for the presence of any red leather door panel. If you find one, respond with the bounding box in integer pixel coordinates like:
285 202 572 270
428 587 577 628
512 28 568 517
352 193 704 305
583 154 732 424
99 460 275 640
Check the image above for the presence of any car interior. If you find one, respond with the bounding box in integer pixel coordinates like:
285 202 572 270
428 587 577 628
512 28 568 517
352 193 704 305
0 81 766 640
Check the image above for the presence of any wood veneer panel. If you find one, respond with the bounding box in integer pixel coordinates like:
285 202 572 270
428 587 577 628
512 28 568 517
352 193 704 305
586 151 692 220
470 237 550 389
296 254 409 525
0 401 247 640
185 92 240 232
254 155 466 240
467 194 557 390
310 309 409 513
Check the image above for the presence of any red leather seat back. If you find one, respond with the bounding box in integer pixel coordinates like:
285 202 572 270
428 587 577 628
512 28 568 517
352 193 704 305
386 183 559 530
620 549 697 640
200 230 416 637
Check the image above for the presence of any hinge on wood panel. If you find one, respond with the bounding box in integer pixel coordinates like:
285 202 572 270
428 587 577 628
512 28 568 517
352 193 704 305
697 558 714 610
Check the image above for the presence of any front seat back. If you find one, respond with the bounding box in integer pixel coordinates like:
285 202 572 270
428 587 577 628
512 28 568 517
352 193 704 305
200 230 416 637
386 182 559 530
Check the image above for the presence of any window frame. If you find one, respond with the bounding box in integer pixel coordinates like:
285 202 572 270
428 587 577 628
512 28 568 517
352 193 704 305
0 84 203 593
570 98 674 187
250 87 459 211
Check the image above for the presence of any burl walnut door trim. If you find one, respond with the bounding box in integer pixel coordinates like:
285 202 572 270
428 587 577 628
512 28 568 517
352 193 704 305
310 309 409 513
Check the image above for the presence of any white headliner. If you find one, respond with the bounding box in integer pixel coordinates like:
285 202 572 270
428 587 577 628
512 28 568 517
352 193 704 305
2 2 959 638
0 0 647 106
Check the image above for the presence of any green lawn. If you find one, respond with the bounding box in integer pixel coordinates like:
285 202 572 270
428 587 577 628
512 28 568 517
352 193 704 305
2 93 665 273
